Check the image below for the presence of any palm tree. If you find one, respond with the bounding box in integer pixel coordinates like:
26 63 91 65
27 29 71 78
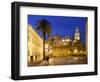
36 19 52 60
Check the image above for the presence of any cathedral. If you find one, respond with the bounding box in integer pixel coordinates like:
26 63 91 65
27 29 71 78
27 25 87 65
46 26 87 57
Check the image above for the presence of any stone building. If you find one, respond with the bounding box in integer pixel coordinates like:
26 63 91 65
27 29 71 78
28 25 43 63
46 26 87 57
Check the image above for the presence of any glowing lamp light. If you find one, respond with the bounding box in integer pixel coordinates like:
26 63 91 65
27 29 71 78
50 49 53 53
62 39 65 42
65 39 70 42
80 51 83 53
74 49 77 53
45 44 48 49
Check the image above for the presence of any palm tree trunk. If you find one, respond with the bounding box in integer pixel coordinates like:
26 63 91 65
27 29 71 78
43 32 46 60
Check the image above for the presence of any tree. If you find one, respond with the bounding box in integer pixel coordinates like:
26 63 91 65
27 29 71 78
36 19 52 60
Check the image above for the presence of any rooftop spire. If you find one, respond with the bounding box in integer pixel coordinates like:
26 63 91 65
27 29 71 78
76 25 79 32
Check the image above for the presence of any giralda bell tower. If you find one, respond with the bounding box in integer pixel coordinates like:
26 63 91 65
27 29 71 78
74 26 80 41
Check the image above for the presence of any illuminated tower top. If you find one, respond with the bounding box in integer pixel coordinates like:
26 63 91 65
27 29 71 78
74 26 80 41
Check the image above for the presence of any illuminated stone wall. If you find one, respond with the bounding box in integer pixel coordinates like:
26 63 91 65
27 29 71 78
28 25 43 63
47 27 87 57
48 36 72 57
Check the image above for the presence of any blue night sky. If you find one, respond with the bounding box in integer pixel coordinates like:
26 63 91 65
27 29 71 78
28 15 87 45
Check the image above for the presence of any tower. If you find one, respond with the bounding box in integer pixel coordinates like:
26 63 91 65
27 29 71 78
74 26 80 41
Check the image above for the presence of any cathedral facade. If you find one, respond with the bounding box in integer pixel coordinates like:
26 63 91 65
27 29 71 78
46 26 87 57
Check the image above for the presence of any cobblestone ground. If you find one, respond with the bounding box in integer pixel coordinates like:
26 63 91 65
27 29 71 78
48 56 87 65
28 56 87 66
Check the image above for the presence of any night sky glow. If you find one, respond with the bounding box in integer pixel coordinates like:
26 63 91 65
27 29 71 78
28 15 87 45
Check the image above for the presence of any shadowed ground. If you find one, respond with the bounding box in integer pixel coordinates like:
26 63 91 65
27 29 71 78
28 56 87 66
